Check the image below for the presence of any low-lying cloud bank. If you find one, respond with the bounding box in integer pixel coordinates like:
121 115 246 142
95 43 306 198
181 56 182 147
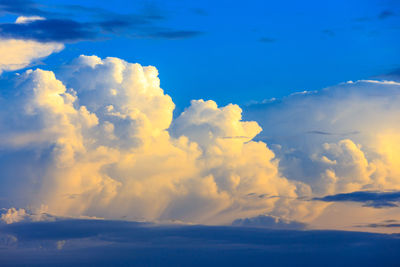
1 219 400 266
1 53 400 228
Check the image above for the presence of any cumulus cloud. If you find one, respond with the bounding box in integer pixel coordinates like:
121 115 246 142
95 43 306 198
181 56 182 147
0 17 63 74
0 55 319 225
0 206 53 224
245 80 400 196
2 53 400 228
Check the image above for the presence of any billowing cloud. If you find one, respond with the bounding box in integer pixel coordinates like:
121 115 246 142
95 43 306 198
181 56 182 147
0 55 319 225
245 80 400 197
1 53 400 229
0 206 54 224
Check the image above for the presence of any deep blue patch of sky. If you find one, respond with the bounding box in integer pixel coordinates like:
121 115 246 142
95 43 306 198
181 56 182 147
1 0 399 112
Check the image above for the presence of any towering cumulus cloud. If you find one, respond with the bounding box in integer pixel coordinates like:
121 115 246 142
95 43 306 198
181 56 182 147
0 55 316 224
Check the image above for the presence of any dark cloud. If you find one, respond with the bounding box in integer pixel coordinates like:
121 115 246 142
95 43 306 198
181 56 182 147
258 37 276 43
356 220 400 228
378 10 396 20
191 8 208 16
322 29 335 37
1 219 400 266
0 0 47 16
0 1 202 42
366 223 400 228
0 19 96 42
306 130 360 136
314 191 400 208
145 30 203 40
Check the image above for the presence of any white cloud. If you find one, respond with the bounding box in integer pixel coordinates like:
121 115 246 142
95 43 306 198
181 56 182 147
0 206 55 224
2 54 400 228
245 79 400 196
1 208 27 224
0 17 63 74
0 55 317 225
15 16 45 24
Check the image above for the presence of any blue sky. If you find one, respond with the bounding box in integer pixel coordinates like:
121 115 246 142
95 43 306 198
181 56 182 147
1 1 400 264
2 0 399 110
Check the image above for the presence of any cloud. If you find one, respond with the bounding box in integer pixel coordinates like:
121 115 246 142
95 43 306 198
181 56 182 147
0 38 63 73
2 52 400 229
0 17 63 74
0 0 46 16
15 15 45 24
0 1 202 42
244 79 400 196
191 8 208 16
1 219 400 266
142 30 203 40
378 10 396 20
362 220 400 228
0 206 55 224
0 55 319 225
258 37 276 43
322 29 335 37
314 191 400 209
232 215 306 229
0 18 97 42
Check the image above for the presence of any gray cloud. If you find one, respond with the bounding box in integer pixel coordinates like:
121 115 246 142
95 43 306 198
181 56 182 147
314 191 400 208
0 0 202 42
258 37 276 43
1 219 400 266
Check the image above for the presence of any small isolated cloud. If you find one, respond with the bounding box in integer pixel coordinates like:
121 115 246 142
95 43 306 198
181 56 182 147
314 191 400 209
191 8 208 16
378 10 396 20
1 207 56 224
56 240 66 250
1 219 400 265
142 30 203 40
258 37 276 43
322 29 335 37
15 15 45 24
232 215 306 230
0 208 27 224
355 220 400 229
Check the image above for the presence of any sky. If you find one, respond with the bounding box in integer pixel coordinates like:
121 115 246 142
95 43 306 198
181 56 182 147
0 0 400 265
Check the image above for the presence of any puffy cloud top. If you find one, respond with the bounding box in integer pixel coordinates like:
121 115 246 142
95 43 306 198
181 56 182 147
0 55 311 225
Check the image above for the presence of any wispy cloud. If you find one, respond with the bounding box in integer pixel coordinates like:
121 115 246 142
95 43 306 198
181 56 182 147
378 10 396 20
258 37 276 43
314 191 400 208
